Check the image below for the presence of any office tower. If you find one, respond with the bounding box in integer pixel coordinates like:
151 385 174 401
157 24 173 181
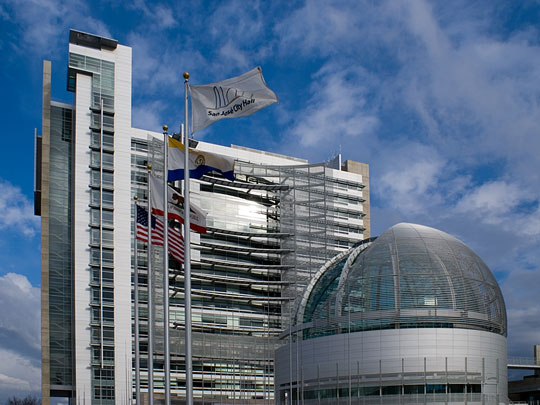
35 30 370 404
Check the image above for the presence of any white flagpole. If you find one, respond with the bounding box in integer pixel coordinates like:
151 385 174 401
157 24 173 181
183 72 193 405
162 125 171 405
147 164 154 405
133 197 141 405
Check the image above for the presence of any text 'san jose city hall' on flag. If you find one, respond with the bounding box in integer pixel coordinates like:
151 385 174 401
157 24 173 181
167 136 235 182
189 66 278 133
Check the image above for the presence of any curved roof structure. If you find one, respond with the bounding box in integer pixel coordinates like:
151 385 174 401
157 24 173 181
300 223 507 339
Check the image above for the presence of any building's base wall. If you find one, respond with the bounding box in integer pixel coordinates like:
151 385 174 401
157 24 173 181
275 328 508 404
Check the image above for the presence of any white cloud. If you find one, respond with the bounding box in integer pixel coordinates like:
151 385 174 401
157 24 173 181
270 0 540 359
275 0 369 58
0 273 41 400
207 0 265 46
0 181 39 238
128 31 206 97
0 5 9 20
457 181 529 220
0 273 41 354
4 0 111 57
500 268 540 356
288 63 378 147
217 39 251 70
129 0 177 29
374 143 447 215
132 100 167 132
0 350 40 399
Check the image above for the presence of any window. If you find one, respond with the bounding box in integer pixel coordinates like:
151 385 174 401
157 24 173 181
131 171 147 185
426 384 445 394
90 248 113 266
91 308 100 323
102 288 114 304
90 209 113 227
90 228 113 247
102 268 114 283
92 288 114 305
94 386 114 400
93 366 114 381
92 190 114 207
91 327 114 345
131 154 147 167
103 308 114 323
90 151 114 169
102 190 113 207
467 384 481 393
91 132 114 150
131 140 148 152
382 386 400 395
91 268 114 285
448 384 465 393
91 171 113 188
404 385 424 394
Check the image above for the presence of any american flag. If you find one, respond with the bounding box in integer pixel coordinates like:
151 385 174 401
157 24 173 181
136 204 184 263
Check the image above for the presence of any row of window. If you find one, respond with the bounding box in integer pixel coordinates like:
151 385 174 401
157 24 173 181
281 384 482 401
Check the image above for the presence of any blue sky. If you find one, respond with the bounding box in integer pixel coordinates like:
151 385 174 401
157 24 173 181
2 0 540 400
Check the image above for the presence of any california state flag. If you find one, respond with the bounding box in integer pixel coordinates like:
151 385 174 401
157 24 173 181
149 174 207 234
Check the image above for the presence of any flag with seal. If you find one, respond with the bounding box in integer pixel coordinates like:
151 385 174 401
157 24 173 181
167 137 235 182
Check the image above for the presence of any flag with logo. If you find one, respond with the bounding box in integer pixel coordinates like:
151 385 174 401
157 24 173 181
149 174 207 234
189 66 278 133
135 204 184 263
167 136 235 182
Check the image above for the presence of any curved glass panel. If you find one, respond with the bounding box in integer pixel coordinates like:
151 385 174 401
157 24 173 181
303 256 347 324
300 223 507 339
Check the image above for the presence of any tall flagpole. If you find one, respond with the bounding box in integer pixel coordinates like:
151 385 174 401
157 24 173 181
147 164 154 405
162 125 171 405
133 197 141 405
183 71 193 405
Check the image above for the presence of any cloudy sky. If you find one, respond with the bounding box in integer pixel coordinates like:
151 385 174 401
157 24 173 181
1 0 540 400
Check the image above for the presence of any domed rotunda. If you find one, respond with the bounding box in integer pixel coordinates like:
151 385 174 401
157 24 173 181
275 223 508 404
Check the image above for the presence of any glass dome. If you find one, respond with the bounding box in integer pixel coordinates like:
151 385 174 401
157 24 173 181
301 223 507 339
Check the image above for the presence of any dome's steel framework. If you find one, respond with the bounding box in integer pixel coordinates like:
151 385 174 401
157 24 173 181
276 223 508 404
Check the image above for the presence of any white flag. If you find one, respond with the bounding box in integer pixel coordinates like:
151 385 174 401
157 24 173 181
149 174 207 234
190 66 278 133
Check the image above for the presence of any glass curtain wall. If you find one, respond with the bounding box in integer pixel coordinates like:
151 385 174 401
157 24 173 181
48 104 74 390
130 142 366 403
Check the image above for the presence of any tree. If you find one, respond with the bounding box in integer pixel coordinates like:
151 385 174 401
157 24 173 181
6 396 41 405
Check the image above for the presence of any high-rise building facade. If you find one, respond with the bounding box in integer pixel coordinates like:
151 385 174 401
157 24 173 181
35 30 370 404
